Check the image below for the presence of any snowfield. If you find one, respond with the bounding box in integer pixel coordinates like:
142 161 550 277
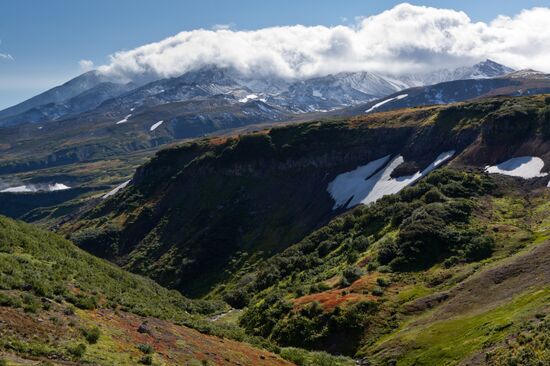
0 183 70 193
150 120 164 131
116 114 132 124
102 180 131 199
365 94 408 113
239 94 259 103
328 151 455 209
485 156 547 179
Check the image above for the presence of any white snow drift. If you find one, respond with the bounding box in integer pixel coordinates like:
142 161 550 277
102 180 131 199
0 183 70 193
116 114 132 124
239 94 259 103
328 151 455 209
150 120 164 131
485 156 547 179
365 94 408 113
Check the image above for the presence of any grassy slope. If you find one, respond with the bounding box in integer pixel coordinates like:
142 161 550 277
231 170 550 364
0 215 355 366
1 215 339 365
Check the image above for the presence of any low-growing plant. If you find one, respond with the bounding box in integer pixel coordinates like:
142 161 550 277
138 343 154 354
82 326 101 344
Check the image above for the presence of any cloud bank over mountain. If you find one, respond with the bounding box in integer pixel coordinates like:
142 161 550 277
96 3 550 81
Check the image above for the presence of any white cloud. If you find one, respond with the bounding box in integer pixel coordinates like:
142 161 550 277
0 39 13 61
79 59 95 72
97 3 550 82
212 23 234 31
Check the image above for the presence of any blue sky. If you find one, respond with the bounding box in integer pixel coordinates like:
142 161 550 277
1 0 550 109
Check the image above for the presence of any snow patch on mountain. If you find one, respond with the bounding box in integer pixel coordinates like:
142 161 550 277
102 180 131 199
485 156 547 178
328 151 455 209
365 94 408 113
116 114 132 124
150 120 164 131
0 183 70 193
239 94 259 103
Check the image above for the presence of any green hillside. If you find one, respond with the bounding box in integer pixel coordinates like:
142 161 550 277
0 215 354 366
60 94 550 365
66 95 550 297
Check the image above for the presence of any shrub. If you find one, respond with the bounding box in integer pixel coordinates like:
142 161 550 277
223 288 250 309
423 187 446 203
140 355 153 365
0 292 21 308
82 326 101 344
68 343 86 358
372 286 384 296
138 343 154 354
340 266 362 286
376 278 390 287
22 293 40 313
464 236 494 261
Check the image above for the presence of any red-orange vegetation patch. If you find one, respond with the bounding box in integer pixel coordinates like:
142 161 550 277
293 289 375 312
207 136 231 146
349 272 380 293
0 304 79 346
293 273 393 312
84 309 294 366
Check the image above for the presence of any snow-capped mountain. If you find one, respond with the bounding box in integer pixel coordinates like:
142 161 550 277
0 71 108 122
0 82 136 126
269 72 403 112
263 59 515 112
341 69 550 116
397 59 515 87
92 66 255 118
0 59 517 127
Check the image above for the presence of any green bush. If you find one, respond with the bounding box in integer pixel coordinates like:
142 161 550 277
140 355 153 365
340 266 362 287
138 343 154 354
68 343 86 358
464 236 494 261
82 326 101 344
0 292 22 308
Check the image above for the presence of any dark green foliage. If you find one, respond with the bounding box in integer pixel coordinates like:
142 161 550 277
138 343 154 354
82 326 101 344
70 226 120 259
140 355 154 365
463 236 494 261
0 292 22 308
340 266 362 287
268 300 378 354
223 288 251 309
68 343 86 358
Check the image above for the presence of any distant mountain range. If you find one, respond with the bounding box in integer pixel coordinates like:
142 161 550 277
0 59 516 127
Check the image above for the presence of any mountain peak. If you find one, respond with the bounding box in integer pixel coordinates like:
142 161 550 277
470 59 514 78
